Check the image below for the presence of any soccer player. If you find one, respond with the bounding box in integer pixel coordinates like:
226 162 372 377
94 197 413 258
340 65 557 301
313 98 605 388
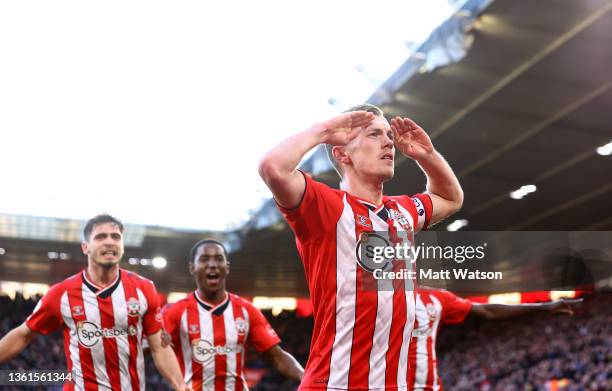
0 214 189 391
162 239 304 391
258 104 463 390
409 286 582 390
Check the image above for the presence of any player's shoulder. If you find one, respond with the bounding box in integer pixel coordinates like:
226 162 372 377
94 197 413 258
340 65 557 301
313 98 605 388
48 271 83 296
163 294 192 317
228 293 259 314
420 286 454 300
302 171 343 198
121 268 157 289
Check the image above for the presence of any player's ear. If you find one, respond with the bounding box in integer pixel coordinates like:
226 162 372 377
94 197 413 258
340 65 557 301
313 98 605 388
225 261 230 275
81 241 89 255
332 146 350 165
189 262 195 275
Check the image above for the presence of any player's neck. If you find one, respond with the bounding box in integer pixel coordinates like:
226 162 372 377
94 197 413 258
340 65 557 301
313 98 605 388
197 288 227 305
86 262 120 288
341 174 384 205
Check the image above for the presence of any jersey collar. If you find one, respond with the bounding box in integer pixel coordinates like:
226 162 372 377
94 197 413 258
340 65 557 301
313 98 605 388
82 269 122 299
194 291 230 316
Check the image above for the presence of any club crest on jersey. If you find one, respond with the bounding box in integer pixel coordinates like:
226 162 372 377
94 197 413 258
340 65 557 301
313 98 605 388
188 324 200 334
126 297 140 317
391 210 410 229
356 214 372 229
426 303 437 319
235 318 247 336
72 305 84 317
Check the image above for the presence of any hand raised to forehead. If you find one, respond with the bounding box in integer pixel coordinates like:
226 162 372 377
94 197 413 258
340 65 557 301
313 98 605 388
321 111 375 146
390 117 434 161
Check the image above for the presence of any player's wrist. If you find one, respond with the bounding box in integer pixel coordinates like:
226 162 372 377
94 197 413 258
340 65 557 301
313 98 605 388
307 122 330 145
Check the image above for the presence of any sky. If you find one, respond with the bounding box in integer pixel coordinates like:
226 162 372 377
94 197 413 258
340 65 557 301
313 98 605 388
0 0 455 231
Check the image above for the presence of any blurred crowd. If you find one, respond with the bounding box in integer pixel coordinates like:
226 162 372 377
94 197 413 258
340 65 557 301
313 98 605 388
1 292 610 390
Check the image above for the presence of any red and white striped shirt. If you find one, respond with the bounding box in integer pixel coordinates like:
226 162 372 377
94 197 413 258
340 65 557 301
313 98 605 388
280 172 432 390
408 288 472 391
162 291 280 391
26 268 163 391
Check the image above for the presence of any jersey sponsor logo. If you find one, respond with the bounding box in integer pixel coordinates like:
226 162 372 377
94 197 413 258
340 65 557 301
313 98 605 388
72 305 84 317
355 232 393 273
235 318 247 336
191 339 243 364
412 325 432 338
126 297 141 317
76 321 138 348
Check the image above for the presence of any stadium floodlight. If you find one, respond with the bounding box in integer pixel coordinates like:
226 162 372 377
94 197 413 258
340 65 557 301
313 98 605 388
596 141 612 156
0 248 5 255
509 184 537 200
128 257 139 265
447 219 468 231
152 256 167 269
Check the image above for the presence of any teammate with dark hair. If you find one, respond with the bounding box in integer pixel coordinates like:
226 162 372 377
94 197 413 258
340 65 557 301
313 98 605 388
162 240 304 390
0 214 189 391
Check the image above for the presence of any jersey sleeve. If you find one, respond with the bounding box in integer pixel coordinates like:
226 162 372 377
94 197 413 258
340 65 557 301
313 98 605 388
278 170 344 243
141 280 163 335
396 193 433 232
162 302 180 339
25 285 64 335
245 303 281 353
435 289 472 325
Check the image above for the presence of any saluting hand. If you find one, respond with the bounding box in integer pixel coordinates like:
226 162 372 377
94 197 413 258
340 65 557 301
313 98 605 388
390 117 434 161
320 111 375 146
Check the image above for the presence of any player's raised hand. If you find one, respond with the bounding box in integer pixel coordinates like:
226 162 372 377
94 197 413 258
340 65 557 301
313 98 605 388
390 117 434 161
321 111 375 146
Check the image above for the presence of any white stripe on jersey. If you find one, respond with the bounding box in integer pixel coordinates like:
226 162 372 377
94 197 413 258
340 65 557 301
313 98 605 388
198 304 215 391
413 295 442 390
180 311 193 387
222 303 237 390
136 288 148 391
328 195 358 389
240 306 250 386
111 282 132 391
61 291 85 390
367 209 394 387
82 284 111 389
430 296 442 391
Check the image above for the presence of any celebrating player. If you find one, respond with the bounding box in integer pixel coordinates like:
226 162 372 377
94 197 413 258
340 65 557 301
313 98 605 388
162 239 304 390
258 104 463 390
0 214 189 390
409 286 582 390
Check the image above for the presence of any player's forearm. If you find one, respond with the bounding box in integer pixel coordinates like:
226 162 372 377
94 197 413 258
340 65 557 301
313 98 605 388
473 303 548 320
151 347 186 390
259 124 326 181
272 349 304 382
417 150 463 209
0 325 36 363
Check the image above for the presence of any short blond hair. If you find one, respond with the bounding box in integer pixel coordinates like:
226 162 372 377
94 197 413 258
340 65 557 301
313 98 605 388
324 104 385 178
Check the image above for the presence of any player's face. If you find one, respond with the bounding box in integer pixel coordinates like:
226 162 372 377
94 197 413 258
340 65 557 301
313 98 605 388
190 243 229 294
345 116 395 181
81 223 125 267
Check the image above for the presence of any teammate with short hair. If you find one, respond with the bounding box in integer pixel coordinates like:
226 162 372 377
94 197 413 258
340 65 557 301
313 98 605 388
162 239 304 391
259 104 463 390
409 286 582 391
0 214 189 390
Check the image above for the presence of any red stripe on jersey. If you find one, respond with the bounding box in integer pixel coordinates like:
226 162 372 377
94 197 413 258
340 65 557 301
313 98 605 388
213 312 227 391
347 196 377 389
67 288 97 391
122 281 141 391
385 259 408 388
97 297 122 390
231 299 246 391
187 301 203 391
